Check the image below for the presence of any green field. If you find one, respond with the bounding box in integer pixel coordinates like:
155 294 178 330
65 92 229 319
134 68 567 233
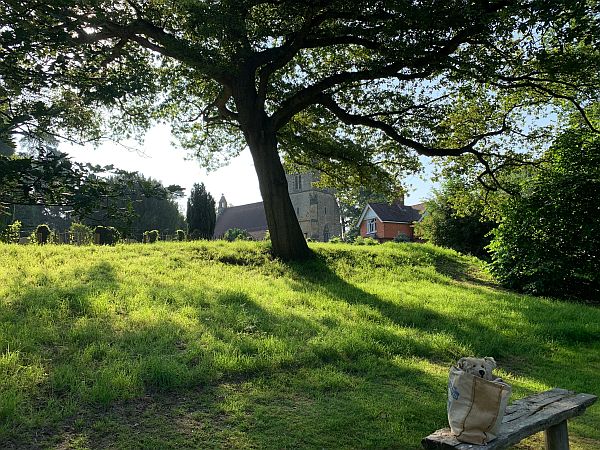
0 241 598 449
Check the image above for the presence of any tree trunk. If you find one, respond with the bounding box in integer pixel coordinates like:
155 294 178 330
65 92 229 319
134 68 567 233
244 127 311 261
232 74 311 261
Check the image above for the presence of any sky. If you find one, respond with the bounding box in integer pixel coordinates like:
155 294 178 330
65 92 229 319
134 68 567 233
60 124 437 212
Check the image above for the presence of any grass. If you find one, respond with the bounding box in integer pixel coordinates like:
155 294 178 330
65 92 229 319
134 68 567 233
0 240 598 449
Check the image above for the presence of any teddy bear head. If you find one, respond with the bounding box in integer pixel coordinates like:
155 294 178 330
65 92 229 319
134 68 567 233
456 357 497 380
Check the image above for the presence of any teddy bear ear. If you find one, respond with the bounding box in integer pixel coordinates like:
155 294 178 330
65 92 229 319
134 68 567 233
457 358 467 369
484 357 497 366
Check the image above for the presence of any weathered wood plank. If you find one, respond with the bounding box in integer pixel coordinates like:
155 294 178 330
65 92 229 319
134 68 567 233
422 389 597 450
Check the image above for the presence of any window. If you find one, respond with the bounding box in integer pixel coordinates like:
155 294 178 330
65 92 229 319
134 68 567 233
324 207 327 215
367 218 377 234
294 174 302 190
296 207 299 216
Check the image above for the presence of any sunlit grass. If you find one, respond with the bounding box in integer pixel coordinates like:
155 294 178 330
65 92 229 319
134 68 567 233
0 241 598 448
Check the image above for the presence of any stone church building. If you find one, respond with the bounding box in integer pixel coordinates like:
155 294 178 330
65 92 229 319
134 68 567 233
213 172 342 241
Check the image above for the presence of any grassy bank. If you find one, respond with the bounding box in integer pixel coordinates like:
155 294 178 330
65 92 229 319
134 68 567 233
0 241 598 449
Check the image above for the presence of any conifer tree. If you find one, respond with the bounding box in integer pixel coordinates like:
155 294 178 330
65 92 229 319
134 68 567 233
186 183 216 240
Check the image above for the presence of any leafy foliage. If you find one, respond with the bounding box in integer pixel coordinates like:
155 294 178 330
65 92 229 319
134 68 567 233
488 126 600 299
0 220 20 243
186 183 215 240
69 222 93 245
35 224 51 245
144 230 160 244
2 0 599 259
353 236 379 246
393 232 411 243
415 180 497 259
83 172 185 239
0 147 111 217
223 228 253 242
94 226 120 246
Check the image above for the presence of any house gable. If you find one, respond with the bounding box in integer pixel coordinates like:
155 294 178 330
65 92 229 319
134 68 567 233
356 204 382 227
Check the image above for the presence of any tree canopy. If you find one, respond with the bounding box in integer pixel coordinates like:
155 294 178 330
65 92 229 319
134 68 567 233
2 0 598 259
488 122 600 299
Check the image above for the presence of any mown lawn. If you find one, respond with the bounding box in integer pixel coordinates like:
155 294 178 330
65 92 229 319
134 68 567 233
0 241 598 449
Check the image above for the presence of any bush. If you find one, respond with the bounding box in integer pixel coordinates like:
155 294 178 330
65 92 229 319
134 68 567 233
144 230 160 243
69 223 93 245
353 236 379 246
328 235 342 243
176 229 186 241
94 226 120 246
0 221 21 244
393 232 411 243
36 224 52 245
223 228 253 242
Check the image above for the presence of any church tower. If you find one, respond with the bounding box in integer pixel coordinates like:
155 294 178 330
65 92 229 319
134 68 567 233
286 172 342 241
217 194 228 216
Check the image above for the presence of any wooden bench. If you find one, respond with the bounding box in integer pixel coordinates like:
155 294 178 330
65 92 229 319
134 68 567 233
422 388 597 450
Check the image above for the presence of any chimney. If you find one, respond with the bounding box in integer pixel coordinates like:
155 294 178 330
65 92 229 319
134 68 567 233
393 193 405 207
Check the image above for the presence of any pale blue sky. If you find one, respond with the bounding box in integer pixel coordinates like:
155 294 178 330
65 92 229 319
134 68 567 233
60 124 436 211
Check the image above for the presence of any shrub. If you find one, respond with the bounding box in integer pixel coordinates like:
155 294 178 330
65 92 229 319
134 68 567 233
353 236 378 245
0 221 21 244
393 232 411 243
263 230 270 241
176 229 186 241
353 236 365 245
363 237 379 245
36 224 52 245
145 230 160 243
69 223 93 245
223 228 253 242
328 236 342 243
94 226 120 245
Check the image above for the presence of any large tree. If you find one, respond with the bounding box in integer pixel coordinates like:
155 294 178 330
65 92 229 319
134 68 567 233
2 1 598 259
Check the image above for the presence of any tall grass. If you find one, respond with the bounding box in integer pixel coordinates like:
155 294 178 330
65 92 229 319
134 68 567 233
0 241 598 448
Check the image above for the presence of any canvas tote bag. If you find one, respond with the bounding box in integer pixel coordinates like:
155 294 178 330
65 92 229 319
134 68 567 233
447 366 512 444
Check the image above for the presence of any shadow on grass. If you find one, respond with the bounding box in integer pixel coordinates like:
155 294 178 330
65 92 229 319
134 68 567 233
1 249 599 449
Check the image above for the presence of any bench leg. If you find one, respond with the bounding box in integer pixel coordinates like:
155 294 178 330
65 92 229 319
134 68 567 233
545 420 569 450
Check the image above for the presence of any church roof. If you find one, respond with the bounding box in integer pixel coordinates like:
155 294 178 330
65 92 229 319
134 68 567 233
213 202 268 238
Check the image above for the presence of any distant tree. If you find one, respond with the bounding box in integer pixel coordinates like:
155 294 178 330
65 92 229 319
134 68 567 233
488 125 600 299
186 183 215 240
83 172 185 239
415 180 496 259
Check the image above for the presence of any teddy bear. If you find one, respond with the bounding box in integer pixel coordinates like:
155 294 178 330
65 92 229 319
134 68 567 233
456 356 503 382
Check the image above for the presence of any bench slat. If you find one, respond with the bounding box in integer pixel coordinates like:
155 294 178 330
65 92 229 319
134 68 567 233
422 388 597 450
